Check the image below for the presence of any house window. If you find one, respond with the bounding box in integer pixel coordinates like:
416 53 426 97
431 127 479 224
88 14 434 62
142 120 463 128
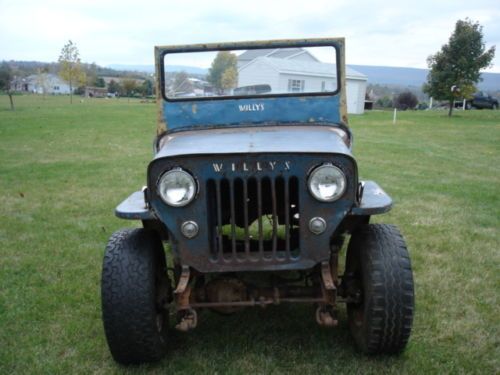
53 86 59 90
288 79 305 92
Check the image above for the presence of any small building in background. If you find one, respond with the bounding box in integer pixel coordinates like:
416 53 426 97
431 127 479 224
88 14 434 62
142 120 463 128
344 67 368 115
237 48 367 114
85 86 107 98
14 73 72 94
170 77 212 97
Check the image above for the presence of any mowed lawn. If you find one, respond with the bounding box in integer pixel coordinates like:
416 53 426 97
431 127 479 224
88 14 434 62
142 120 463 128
0 95 499 374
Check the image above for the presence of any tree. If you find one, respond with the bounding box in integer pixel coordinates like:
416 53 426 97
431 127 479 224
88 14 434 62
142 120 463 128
121 78 137 97
0 62 15 110
94 77 106 88
423 19 495 116
207 51 238 94
58 40 86 103
375 96 393 109
394 91 418 110
221 66 238 91
107 79 121 95
140 79 153 97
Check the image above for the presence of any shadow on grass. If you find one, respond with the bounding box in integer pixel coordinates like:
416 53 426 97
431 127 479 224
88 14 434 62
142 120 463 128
123 304 407 373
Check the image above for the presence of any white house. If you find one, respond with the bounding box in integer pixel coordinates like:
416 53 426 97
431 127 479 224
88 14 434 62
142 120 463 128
237 49 367 114
237 48 319 68
344 67 368 115
17 73 72 94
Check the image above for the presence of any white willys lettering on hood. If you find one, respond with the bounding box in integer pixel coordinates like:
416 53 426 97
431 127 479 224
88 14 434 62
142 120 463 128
238 103 265 112
212 161 291 173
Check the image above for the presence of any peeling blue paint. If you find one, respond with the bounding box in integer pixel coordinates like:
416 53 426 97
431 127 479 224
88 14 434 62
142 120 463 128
163 95 341 130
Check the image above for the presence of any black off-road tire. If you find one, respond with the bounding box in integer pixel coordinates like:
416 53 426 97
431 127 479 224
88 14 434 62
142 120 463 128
345 224 414 354
101 228 171 364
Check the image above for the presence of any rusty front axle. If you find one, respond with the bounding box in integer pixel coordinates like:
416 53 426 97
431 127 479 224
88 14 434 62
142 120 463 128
173 260 341 331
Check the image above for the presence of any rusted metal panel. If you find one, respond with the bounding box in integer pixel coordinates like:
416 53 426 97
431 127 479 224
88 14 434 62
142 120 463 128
321 261 336 290
338 40 348 125
154 46 168 135
155 37 346 53
173 265 190 294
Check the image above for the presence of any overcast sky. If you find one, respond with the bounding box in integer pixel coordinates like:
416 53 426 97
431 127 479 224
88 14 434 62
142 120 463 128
0 0 498 72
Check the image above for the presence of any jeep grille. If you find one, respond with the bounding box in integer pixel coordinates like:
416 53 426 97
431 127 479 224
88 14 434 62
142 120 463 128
206 176 300 263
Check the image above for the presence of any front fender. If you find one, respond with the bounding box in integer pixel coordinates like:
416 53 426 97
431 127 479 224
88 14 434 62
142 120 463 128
349 181 392 216
115 190 156 220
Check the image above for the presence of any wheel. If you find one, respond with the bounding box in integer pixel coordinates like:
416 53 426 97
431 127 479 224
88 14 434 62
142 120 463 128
345 224 414 354
101 228 171 364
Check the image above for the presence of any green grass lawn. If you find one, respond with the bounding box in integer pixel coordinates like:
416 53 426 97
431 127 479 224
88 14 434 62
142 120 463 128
0 95 499 374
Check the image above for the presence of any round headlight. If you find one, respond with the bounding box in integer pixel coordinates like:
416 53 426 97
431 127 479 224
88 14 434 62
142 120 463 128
308 164 346 202
157 169 197 207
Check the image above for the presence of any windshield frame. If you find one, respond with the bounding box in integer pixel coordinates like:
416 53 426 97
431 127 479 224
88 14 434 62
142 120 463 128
159 39 341 102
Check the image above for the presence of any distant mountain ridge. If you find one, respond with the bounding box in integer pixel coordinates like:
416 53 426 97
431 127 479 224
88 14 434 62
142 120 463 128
349 65 500 91
350 65 428 87
107 63 500 91
107 64 207 75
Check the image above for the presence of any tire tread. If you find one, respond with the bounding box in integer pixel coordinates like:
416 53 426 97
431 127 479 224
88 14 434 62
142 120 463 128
101 228 168 364
347 224 415 354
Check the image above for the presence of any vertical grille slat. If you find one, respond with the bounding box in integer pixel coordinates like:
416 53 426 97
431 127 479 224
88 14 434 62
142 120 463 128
270 178 278 259
243 178 250 257
284 176 290 259
215 179 224 261
208 173 300 264
290 176 300 259
229 179 237 260
257 178 264 257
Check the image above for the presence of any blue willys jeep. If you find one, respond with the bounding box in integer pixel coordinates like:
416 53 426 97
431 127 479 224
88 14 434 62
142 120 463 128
101 38 415 364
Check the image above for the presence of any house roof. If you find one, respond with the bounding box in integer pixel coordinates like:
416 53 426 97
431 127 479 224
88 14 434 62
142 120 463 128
238 48 276 60
237 48 318 61
243 57 367 80
25 73 68 84
345 66 367 80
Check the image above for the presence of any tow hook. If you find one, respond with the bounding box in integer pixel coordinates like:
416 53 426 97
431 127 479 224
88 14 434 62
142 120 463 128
175 308 198 332
315 306 338 327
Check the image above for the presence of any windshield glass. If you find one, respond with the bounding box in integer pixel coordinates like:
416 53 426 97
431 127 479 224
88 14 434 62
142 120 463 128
163 46 338 100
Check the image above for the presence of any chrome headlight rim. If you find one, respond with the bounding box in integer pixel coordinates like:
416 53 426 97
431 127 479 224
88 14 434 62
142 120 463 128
157 168 197 207
307 163 347 202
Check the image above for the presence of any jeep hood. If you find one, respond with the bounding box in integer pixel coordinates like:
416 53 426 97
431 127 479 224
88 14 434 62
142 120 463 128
154 125 352 160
